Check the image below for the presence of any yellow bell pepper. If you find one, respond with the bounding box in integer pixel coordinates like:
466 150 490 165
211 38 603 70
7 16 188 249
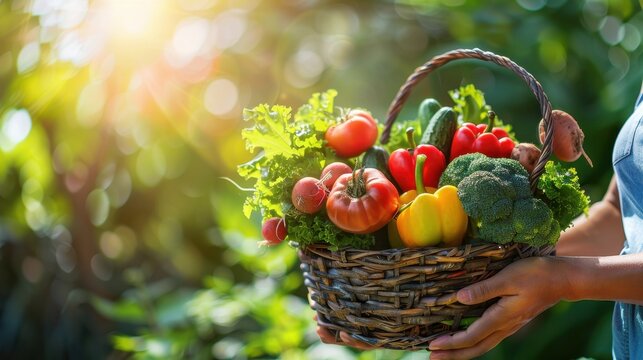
399 186 436 206
396 154 468 247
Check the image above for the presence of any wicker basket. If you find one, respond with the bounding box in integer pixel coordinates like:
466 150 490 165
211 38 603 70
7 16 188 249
298 48 557 351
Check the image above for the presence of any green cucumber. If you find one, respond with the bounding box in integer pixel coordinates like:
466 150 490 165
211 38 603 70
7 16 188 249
362 146 393 181
418 98 442 132
419 107 457 159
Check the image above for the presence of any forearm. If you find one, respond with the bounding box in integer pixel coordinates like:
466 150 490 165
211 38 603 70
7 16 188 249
557 253 643 306
556 200 625 256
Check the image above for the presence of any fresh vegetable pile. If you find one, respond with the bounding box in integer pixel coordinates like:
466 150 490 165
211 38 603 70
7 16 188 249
238 85 591 250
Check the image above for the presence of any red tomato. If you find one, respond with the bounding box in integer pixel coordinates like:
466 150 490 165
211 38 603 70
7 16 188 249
325 110 378 158
326 168 399 234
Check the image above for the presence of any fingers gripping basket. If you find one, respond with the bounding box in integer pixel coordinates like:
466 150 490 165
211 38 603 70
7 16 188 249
298 49 556 350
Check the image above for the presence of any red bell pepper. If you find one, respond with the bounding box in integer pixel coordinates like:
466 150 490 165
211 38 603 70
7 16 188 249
450 111 515 161
388 128 446 192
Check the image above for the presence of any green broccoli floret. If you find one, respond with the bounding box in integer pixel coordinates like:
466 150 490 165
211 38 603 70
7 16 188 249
478 217 516 244
439 153 487 187
512 198 559 246
544 219 561 246
457 171 514 223
470 156 527 177
443 153 561 247
440 153 530 199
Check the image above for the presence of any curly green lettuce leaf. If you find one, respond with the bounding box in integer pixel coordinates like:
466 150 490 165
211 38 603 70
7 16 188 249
238 90 339 220
450 84 486 124
449 84 517 141
295 89 338 132
536 161 590 230
379 119 421 153
285 211 374 251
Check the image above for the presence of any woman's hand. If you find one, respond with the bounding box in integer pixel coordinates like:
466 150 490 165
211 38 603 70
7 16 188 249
428 256 569 360
315 315 376 350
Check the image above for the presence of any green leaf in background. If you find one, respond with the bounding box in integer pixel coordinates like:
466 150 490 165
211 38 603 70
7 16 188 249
91 297 147 324
112 335 146 353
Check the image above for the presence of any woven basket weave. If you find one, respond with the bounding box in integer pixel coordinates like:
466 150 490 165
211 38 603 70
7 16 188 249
298 48 557 351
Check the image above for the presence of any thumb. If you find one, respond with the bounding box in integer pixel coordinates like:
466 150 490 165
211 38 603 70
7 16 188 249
457 275 508 305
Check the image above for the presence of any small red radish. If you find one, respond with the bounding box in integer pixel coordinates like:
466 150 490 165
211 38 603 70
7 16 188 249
291 177 326 214
320 162 352 190
511 143 542 174
539 110 593 167
261 217 287 246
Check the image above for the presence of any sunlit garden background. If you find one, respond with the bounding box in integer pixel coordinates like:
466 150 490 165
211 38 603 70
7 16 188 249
0 0 641 358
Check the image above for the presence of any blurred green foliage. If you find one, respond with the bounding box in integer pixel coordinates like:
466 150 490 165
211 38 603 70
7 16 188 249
0 0 640 359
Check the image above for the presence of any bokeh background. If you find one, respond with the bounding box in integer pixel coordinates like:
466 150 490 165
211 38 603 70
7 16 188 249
0 0 641 359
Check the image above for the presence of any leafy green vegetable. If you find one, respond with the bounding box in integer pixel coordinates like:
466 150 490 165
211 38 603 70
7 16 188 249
380 119 421 153
536 161 590 230
285 211 374 251
451 84 485 124
449 84 517 141
238 90 338 220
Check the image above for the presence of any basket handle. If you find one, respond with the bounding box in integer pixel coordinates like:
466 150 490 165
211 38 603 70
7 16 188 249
380 48 553 191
